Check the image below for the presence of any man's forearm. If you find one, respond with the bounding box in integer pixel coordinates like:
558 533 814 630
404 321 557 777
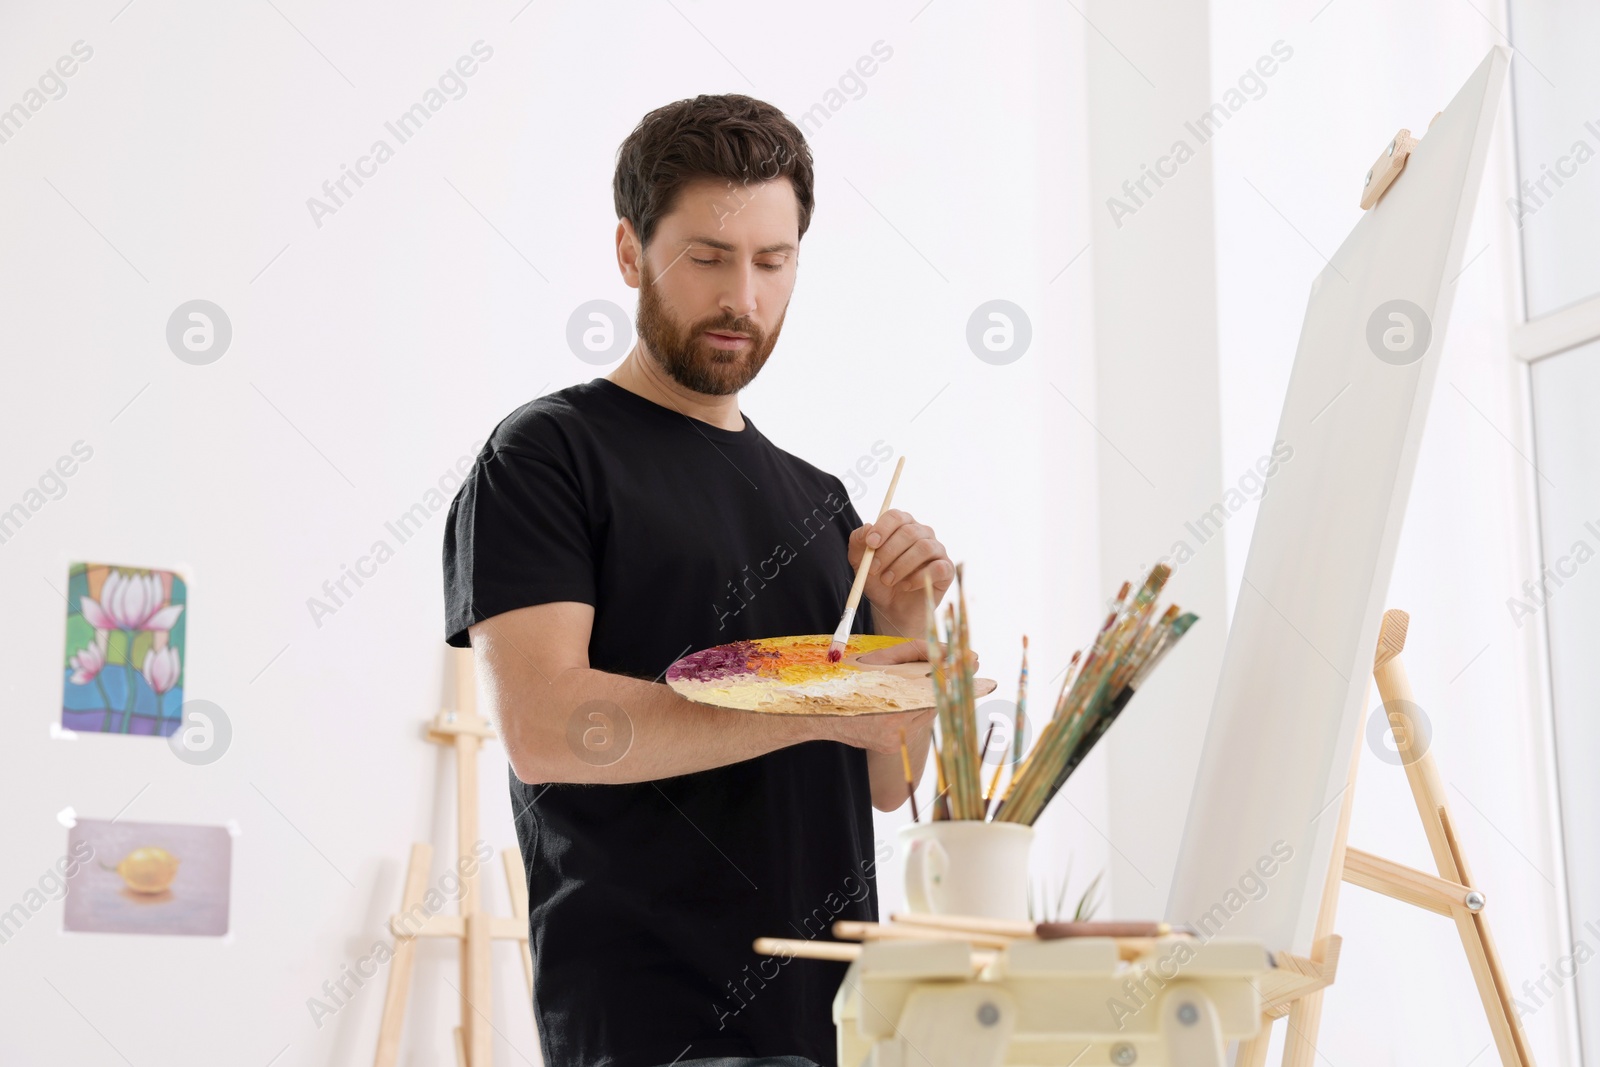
497 665 818 785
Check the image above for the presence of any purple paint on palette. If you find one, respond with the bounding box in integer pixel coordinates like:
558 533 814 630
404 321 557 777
667 641 777 683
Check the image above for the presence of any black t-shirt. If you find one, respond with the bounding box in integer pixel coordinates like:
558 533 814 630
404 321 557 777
441 378 882 1067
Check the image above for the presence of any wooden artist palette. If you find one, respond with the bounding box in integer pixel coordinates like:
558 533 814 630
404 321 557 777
666 634 997 716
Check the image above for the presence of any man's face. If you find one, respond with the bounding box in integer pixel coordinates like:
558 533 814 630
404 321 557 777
632 176 799 396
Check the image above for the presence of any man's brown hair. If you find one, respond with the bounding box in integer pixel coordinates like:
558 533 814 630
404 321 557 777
613 94 815 251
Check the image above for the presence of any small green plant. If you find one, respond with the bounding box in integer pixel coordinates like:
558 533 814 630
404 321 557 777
1028 867 1104 924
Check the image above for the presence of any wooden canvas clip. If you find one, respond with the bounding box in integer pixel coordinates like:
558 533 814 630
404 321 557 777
1360 129 1420 210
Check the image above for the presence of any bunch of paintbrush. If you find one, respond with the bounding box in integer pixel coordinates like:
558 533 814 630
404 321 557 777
989 563 1197 826
922 566 987 820
904 563 1196 825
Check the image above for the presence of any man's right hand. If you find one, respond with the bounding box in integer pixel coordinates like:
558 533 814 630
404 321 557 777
817 706 937 754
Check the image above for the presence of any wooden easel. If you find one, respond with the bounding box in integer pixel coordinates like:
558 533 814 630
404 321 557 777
1237 609 1535 1067
373 648 535 1067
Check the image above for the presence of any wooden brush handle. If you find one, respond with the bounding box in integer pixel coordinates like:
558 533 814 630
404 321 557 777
1036 920 1185 939
839 548 876 619
841 456 907 615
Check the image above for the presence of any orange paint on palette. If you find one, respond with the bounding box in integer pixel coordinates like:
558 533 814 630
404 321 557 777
665 634 903 685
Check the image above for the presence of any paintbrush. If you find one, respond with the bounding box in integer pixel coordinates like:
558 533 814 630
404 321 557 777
991 648 1076 820
1014 634 1030 742
900 729 920 823
1129 611 1198 690
1031 611 1200 819
828 455 907 662
933 602 967 817
974 721 996 818
996 573 1179 825
952 567 981 817
984 635 1027 818
932 752 951 820
923 575 956 821
928 563 1195 826
1111 604 1179 694
919 565 993 819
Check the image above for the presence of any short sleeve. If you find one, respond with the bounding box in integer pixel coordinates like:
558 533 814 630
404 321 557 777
442 437 596 647
835 485 865 532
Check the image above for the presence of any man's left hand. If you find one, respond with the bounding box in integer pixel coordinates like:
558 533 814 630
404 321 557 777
848 509 954 639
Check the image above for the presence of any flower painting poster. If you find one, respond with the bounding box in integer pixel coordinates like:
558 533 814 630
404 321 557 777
62 563 186 737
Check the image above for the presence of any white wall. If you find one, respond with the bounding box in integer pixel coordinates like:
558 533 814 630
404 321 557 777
0 2 1103 1065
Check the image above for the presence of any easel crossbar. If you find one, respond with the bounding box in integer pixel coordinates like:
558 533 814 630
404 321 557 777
395 914 529 941
1341 846 1480 917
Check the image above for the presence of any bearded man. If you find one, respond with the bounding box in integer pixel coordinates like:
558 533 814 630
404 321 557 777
443 93 956 1067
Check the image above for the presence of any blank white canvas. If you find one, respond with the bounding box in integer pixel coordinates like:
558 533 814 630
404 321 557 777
1166 47 1509 954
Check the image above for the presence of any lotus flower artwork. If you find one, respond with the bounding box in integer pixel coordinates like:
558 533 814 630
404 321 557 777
61 563 187 736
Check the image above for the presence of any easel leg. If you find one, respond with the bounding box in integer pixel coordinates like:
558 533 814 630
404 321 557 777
456 729 495 1066
465 912 494 1065
1441 808 1534 1067
374 842 433 1067
1280 994 1328 1067
1375 651 1534 1067
1235 1021 1273 1067
453 651 489 1065
502 849 534 997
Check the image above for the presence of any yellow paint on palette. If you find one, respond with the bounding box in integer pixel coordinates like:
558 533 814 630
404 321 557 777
766 634 903 684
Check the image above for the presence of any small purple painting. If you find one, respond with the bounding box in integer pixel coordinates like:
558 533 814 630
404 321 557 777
64 819 231 937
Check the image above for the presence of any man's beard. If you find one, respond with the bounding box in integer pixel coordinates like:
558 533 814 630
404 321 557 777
635 261 785 396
